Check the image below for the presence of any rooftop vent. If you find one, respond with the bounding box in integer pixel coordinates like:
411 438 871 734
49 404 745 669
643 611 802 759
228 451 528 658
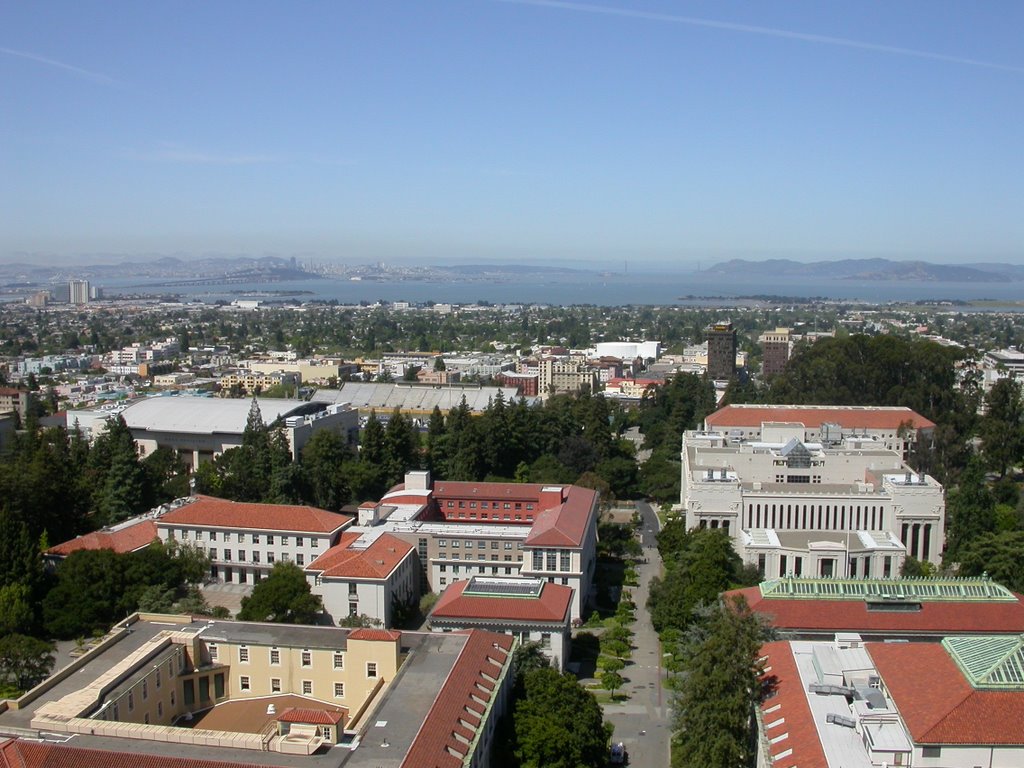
826 713 856 729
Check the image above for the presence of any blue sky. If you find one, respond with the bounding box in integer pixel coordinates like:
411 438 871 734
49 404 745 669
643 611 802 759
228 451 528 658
1 0 1022 269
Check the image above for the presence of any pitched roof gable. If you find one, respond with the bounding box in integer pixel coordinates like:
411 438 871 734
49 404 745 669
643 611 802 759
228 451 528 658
306 533 413 580
430 580 572 625
868 641 1024 744
524 486 597 548
759 641 828 768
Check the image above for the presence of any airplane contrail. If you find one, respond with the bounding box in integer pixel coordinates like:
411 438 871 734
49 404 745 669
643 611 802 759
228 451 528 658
495 0 1024 75
0 46 119 85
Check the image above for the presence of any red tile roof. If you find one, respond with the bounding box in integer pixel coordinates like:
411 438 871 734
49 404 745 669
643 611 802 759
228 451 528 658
430 580 572 625
277 707 346 725
348 628 402 642
524 486 598 548
47 520 158 557
0 739 267 768
159 495 352 534
868 642 1024 744
401 630 515 768
759 642 828 768
731 586 1024 635
306 533 414 580
706 405 935 431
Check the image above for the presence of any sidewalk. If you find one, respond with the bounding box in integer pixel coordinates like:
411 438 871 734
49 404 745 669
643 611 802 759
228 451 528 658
598 500 670 768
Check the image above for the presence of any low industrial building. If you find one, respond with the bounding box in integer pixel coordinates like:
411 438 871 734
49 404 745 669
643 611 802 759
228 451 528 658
69 395 358 465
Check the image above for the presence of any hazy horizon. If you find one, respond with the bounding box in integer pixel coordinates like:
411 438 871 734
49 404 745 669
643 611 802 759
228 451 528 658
2 1 1022 265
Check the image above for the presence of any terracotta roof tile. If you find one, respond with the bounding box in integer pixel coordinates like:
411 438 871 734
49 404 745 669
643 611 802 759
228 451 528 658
759 641 828 768
869 642 1024 744
731 586 1024 635
430 580 572 625
400 631 514 768
47 520 158 557
706 404 935 431
524 486 598 548
306 533 414 580
0 739 267 768
159 495 352 534
348 628 402 642
276 707 346 725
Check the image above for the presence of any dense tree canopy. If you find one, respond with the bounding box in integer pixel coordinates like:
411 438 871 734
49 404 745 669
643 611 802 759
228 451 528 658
237 562 322 624
513 667 612 768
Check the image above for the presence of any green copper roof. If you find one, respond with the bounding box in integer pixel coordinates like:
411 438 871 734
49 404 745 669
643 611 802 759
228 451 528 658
759 575 1016 602
944 635 1024 689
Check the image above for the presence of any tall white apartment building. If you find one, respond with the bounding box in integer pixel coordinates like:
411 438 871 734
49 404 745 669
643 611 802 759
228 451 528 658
681 421 945 580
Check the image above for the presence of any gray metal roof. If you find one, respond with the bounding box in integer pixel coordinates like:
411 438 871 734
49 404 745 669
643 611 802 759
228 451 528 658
122 396 316 435
312 382 537 414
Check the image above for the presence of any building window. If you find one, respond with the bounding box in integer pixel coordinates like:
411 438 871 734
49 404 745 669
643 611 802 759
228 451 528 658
267 535 274 545
311 538 319 548
240 676 250 691
334 682 345 698
451 540 460 548
533 551 543 569
252 534 260 544
209 531 217 541
208 643 218 661
302 680 312 695
921 747 941 758
440 577 447 585
333 653 344 670
296 537 304 547
541 633 551 649
281 536 289 546
366 662 377 679
296 554 304 566
271 678 281 693
268 552 275 563
142 680 148 699
252 551 260 563
504 542 513 550
560 551 570 571
270 648 280 665
478 541 486 549
158 701 163 717
349 602 358 616
301 650 311 667
438 539 447 547
128 691 134 710
349 583 358 596
238 550 246 562
239 645 249 663
237 533 243 543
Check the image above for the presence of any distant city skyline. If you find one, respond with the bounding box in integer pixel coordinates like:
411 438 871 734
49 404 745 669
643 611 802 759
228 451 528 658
2 1 1022 265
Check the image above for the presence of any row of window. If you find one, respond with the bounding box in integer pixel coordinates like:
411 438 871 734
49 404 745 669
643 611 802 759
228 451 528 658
211 549 306 566
439 553 518 561
172 529 322 547
444 500 534 511
443 510 534 522
212 644 345 669
437 539 521 550
238 677 352 698
531 549 573 572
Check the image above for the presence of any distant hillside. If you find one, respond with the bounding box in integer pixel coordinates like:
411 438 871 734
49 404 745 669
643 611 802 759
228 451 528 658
703 259 1020 282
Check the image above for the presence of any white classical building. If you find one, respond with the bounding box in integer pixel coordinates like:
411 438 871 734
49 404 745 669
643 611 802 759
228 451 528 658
681 422 945 580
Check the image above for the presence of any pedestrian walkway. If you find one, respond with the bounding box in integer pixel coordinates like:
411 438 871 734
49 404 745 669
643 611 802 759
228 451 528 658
598 500 670 768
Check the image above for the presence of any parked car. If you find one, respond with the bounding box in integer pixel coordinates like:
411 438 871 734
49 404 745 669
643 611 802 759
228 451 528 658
610 741 626 764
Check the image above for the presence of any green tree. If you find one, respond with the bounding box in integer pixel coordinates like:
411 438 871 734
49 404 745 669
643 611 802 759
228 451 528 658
300 430 353 511
944 457 997 564
957 531 1024 592
89 415 148 525
382 409 418 487
0 634 55 692
238 562 322 624
671 597 773 768
979 379 1024 478
513 667 612 768
601 670 624 698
